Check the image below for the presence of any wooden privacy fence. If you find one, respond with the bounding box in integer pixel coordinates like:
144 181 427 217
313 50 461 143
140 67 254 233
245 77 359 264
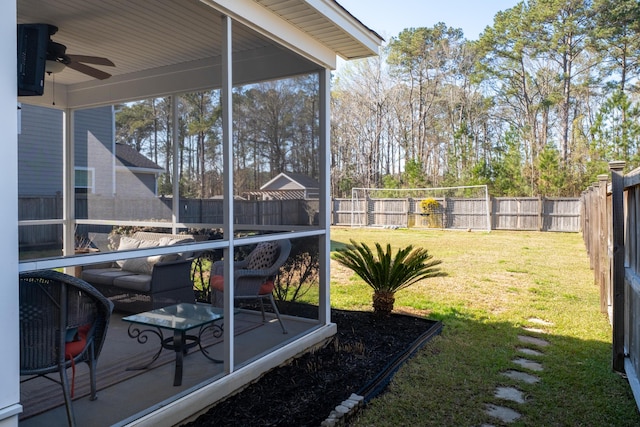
19 194 580 248
176 198 319 226
332 197 581 232
581 161 640 409
18 196 320 248
18 195 63 247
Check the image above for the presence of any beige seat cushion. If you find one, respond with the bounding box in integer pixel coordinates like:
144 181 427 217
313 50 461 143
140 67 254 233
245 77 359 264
81 268 137 286
119 238 160 273
113 273 153 292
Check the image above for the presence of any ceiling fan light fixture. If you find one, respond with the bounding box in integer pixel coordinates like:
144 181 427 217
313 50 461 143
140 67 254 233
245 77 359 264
45 59 65 74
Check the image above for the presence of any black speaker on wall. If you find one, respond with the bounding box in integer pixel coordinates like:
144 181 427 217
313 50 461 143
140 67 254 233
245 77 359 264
17 23 49 96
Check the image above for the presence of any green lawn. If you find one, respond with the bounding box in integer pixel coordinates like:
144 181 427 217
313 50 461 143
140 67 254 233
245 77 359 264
328 227 640 426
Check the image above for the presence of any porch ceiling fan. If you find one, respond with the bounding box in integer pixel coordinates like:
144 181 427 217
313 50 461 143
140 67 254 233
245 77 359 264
45 24 115 80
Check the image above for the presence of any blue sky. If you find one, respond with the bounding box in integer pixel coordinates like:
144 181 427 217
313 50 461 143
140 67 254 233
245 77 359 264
338 0 521 41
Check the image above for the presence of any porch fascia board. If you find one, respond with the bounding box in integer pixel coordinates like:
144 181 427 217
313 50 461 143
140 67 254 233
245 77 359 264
200 0 337 70
305 0 382 58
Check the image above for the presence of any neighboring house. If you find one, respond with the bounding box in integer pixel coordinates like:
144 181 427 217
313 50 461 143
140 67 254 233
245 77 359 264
18 104 162 198
248 172 320 200
114 142 163 197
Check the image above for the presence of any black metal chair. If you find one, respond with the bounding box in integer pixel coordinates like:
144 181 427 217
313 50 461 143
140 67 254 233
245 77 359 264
19 270 114 427
210 239 291 334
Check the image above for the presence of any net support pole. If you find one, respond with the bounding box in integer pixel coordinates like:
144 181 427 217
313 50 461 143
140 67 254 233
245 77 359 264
484 185 491 232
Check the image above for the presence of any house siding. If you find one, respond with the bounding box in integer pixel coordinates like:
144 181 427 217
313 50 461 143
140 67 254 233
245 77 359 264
18 105 165 203
75 106 114 196
116 169 157 197
267 175 303 190
18 105 114 197
18 104 63 196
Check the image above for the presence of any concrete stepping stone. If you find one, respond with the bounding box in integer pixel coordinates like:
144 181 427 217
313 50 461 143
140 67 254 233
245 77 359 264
518 347 544 357
495 386 526 404
523 327 546 334
518 335 549 347
485 404 521 423
528 317 554 326
513 357 544 372
502 369 540 384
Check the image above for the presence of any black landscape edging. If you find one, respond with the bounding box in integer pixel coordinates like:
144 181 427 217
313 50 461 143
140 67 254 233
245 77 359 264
357 320 444 402
322 319 444 425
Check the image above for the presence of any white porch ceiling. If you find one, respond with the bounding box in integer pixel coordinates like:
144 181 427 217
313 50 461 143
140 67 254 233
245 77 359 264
17 0 382 108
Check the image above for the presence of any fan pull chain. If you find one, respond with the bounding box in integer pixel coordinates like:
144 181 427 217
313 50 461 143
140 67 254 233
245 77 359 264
51 73 56 106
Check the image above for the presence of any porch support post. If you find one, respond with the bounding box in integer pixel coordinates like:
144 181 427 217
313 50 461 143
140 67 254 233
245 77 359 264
62 109 75 271
111 106 117 196
221 14 235 373
1 2 22 422
171 96 180 233
318 68 331 325
610 160 626 373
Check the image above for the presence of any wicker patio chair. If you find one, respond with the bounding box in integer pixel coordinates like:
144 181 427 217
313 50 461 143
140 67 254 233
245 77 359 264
210 239 291 334
19 270 114 427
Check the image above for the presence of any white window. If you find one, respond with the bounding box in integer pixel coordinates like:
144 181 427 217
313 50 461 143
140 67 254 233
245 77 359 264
75 167 95 193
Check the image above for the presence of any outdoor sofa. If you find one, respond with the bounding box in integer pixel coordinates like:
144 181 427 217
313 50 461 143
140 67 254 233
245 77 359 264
81 231 196 313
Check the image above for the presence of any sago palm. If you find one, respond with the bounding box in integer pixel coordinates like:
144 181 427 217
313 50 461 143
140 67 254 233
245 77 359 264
333 240 446 316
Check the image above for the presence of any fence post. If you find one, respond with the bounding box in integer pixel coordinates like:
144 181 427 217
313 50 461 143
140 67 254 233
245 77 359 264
610 161 626 373
365 194 370 227
405 198 409 228
490 197 496 230
331 197 334 226
538 196 544 231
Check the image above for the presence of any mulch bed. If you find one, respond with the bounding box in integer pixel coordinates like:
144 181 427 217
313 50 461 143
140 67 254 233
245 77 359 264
183 302 440 427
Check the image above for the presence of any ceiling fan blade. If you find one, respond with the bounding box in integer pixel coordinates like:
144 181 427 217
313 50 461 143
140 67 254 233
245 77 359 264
66 62 112 80
67 54 115 67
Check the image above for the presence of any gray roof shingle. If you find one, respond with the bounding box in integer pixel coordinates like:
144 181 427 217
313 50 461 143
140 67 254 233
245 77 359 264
116 143 163 171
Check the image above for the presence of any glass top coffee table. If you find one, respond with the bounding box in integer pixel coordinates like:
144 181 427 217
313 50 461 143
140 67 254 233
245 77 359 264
122 303 226 386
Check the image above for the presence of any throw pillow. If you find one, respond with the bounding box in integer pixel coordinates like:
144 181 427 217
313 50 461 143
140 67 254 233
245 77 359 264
121 257 153 274
65 327 79 343
146 237 188 266
170 237 196 259
259 280 275 294
65 323 92 398
157 236 174 246
115 236 141 267
210 275 224 291
118 236 141 250
247 242 279 271
138 239 161 250
65 324 91 357
121 239 160 274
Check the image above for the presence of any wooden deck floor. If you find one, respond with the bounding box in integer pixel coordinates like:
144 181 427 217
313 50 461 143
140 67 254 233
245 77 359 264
19 308 321 427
